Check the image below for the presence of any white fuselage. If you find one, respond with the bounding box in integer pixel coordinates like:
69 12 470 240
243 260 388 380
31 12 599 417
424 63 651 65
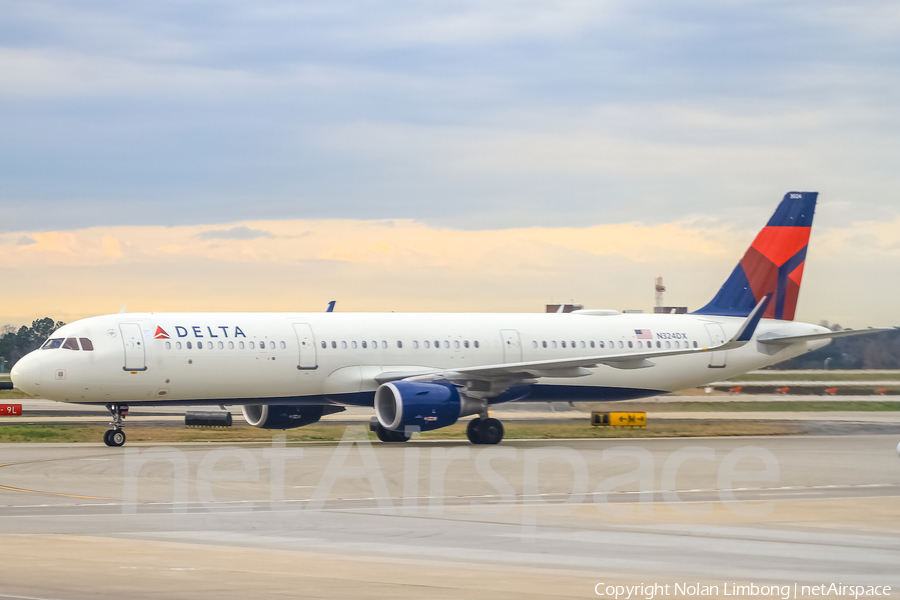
11 311 829 407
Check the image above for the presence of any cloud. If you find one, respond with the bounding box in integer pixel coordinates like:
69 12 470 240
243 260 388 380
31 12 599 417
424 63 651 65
16 236 36 246
195 226 275 241
0 213 896 328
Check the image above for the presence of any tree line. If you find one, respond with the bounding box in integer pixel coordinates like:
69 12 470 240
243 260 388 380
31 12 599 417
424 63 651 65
0 318 66 371
770 323 900 370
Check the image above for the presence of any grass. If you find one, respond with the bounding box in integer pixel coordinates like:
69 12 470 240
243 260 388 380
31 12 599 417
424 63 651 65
0 420 805 444
611 401 900 412
0 390 34 400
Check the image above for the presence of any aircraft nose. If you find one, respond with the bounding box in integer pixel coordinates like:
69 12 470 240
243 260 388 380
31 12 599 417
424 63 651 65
10 353 42 395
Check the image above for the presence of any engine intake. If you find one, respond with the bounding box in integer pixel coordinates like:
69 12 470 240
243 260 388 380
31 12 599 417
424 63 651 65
241 404 343 429
375 381 465 433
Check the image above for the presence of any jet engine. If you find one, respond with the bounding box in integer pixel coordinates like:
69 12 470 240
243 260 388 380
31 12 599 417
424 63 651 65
375 381 481 433
241 404 344 429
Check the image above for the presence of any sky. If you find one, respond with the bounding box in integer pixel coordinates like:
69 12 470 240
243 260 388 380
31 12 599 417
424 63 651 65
1 1 899 327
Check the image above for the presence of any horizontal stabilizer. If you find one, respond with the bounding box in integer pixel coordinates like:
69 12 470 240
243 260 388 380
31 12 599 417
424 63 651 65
757 327 895 346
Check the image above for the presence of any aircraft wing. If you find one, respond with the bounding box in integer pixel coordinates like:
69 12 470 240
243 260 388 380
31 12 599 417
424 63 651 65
376 296 771 385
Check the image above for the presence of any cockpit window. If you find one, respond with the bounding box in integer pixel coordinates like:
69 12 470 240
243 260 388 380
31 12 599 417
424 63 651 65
41 338 64 350
80 338 94 351
62 338 80 351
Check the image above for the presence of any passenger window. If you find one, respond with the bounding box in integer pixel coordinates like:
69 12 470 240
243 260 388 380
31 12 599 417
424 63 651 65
474 341 479 349
532 340 538 348
657 341 661 348
249 341 255 349
434 340 440 348
80 338 94 351
239 341 245 349
571 340 575 348
41 338 64 350
674 341 680 349
62 338 79 350
332 341 337 349
464 340 469 348
321 341 326 349
351 341 357 349
176 342 182 350
372 341 378 349
362 341 367 349
443 340 449 349
260 341 266 350
165 341 172 350
218 341 224 349
424 340 430 349
397 341 403 349
665 341 671 348
618 341 623 349
590 341 595 348
693 341 698 348
599 341 604 348
542 341 547 348
552 341 557 349
187 341 193 350
454 340 459 349
229 341 235 349
628 341 633 348
561 341 566 348
381 341 387 349
581 341 586 348
413 340 419 349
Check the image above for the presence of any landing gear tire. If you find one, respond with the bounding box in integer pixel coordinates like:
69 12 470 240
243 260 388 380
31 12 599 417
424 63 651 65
104 429 126 447
467 417 504 445
371 418 411 443
466 418 482 444
478 418 504 445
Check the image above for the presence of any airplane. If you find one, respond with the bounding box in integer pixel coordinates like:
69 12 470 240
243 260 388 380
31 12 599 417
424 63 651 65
9 191 890 447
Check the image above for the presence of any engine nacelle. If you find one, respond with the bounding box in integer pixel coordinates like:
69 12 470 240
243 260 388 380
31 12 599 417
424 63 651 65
375 381 465 433
242 404 337 429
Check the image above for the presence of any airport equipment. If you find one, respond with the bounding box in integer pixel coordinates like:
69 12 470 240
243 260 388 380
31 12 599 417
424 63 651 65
0 382 13 390
0 404 22 416
185 411 233 428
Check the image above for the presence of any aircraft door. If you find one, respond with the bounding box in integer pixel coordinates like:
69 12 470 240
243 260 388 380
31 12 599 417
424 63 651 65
119 323 147 372
704 323 727 368
293 323 318 370
500 329 522 363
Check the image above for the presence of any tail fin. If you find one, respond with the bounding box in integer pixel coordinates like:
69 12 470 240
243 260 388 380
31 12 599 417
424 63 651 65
693 191 817 321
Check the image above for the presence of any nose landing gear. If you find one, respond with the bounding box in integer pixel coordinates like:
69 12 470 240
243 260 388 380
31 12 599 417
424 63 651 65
103 404 129 447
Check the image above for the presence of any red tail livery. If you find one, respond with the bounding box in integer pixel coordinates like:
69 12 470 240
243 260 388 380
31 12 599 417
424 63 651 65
694 191 817 321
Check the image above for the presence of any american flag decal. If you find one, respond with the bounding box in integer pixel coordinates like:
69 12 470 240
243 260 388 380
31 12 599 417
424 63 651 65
634 329 652 339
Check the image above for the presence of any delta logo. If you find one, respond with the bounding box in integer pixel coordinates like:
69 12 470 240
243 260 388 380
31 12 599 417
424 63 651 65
154 325 247 339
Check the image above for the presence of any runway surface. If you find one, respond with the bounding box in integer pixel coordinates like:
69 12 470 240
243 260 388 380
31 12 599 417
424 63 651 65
1 434 899 599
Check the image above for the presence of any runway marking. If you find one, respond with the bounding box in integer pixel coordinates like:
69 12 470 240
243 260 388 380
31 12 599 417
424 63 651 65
0 594 68 600
0 483 148 502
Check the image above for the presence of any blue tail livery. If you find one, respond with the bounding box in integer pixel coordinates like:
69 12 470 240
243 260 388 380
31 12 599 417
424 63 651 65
693 191 817 321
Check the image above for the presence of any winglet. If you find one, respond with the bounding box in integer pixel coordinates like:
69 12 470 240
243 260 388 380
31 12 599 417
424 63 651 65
729 295 770 345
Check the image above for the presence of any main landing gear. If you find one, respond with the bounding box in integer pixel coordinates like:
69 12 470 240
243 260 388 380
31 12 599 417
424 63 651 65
466 417 504 445
103 404 129 447
368 418 411 443
367 416 505 445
